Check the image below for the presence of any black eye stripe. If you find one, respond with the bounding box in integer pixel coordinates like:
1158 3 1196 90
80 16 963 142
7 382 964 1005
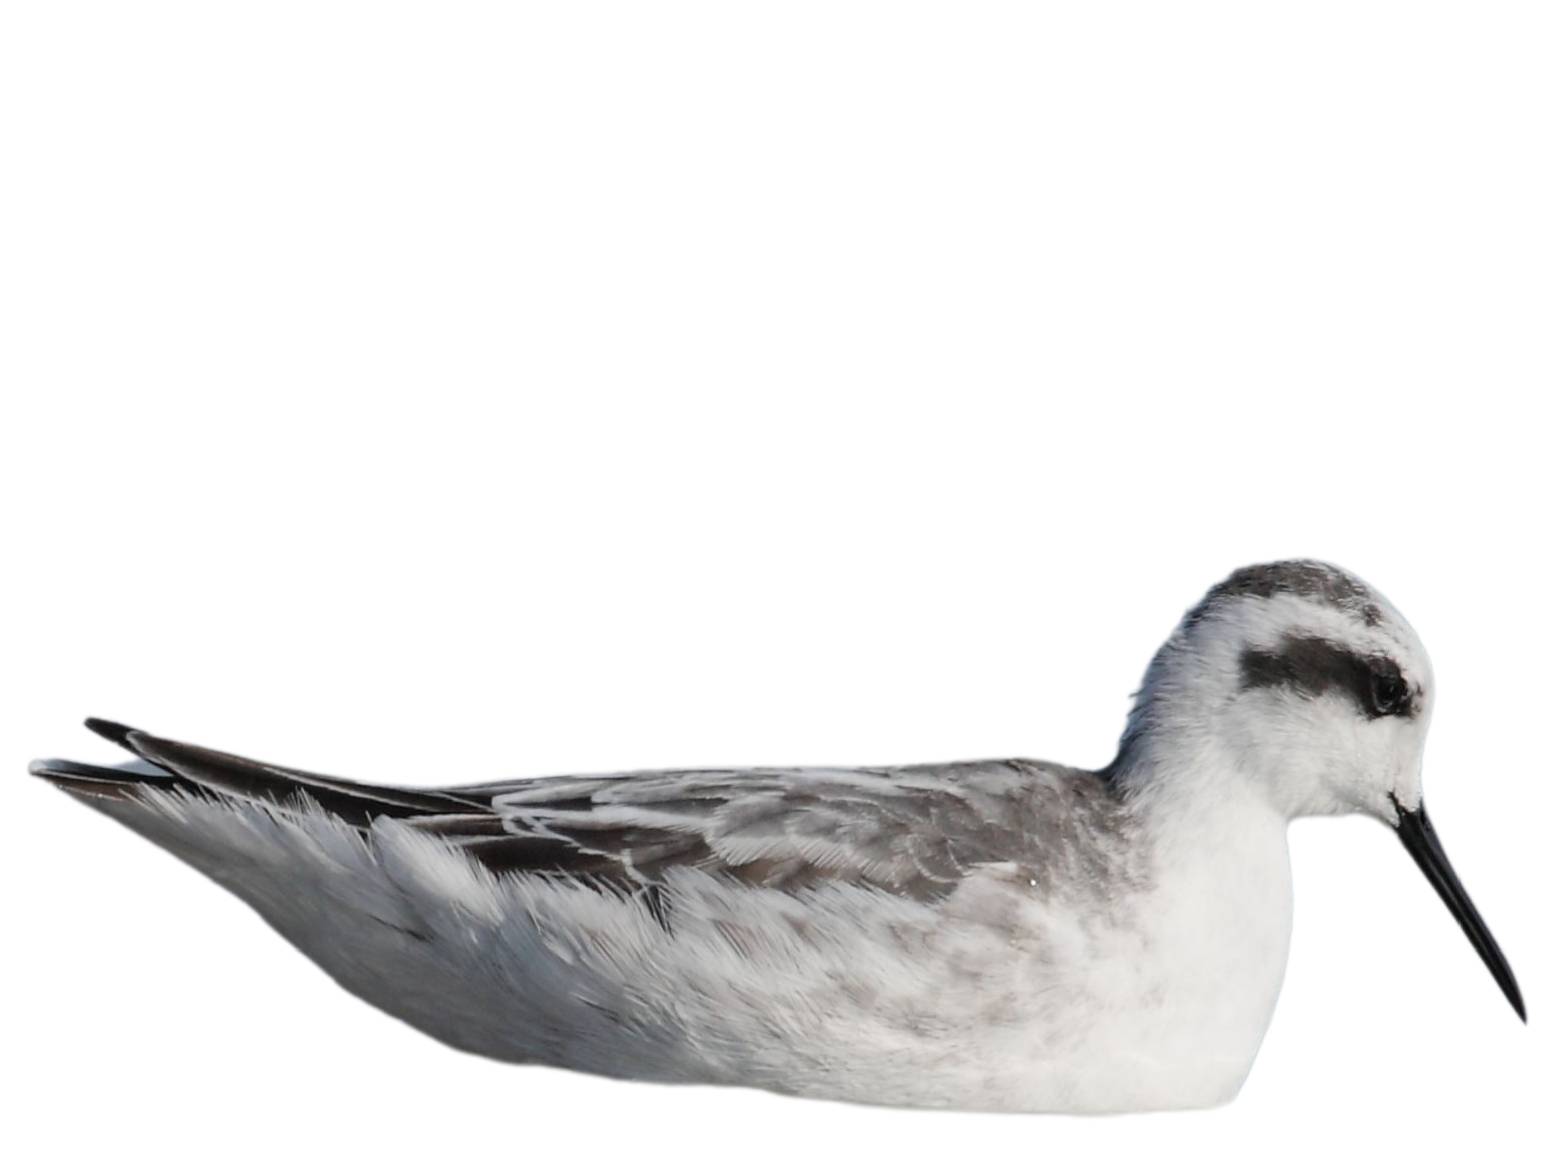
1238 635 1416 720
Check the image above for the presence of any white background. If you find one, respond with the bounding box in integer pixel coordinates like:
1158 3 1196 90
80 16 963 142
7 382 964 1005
3 2 1546 1159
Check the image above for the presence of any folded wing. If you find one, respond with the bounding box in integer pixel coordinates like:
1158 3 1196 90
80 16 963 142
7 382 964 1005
42 719 1119 903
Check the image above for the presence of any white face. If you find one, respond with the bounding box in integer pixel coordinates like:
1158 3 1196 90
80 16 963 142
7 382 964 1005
1203 592 1433 819
1136 563 1435 821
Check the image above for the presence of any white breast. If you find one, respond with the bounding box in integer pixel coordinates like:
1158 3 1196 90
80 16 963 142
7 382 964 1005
1057 791 1294 1110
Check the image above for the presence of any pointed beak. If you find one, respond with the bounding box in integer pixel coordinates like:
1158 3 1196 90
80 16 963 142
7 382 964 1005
1393 796 1526 1022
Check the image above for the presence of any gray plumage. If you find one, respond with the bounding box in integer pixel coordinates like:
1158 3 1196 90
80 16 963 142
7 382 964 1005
53 722 1138 906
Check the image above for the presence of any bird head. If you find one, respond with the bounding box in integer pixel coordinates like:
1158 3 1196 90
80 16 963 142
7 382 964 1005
1116 559 1522 1020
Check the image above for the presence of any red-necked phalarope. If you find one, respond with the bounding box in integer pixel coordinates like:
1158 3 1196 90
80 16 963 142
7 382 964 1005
31 560 1524 1112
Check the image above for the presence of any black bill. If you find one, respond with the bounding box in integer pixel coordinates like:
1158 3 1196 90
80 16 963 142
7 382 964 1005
1394 796 1525 1022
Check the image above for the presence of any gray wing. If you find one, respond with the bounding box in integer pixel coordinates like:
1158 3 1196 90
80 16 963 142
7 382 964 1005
57 720 1121 903
438 762 1081 898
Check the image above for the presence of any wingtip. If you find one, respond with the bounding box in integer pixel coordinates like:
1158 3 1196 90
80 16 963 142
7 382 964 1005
28 756 153 802
84 718 140 748
29 757 65 779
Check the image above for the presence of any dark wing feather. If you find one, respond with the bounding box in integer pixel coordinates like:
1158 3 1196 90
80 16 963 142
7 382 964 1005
74 718 487 825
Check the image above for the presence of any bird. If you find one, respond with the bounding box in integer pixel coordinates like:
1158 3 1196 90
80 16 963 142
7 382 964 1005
30 559 1524 1113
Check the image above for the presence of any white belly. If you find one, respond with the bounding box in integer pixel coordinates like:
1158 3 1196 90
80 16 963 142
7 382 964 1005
101 790 1296 1114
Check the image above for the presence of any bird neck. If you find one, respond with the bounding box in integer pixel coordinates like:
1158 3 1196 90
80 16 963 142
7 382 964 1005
1106 724 1288 856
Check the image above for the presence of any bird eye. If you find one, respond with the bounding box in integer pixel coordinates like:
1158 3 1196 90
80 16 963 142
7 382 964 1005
1370 669 1410 717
